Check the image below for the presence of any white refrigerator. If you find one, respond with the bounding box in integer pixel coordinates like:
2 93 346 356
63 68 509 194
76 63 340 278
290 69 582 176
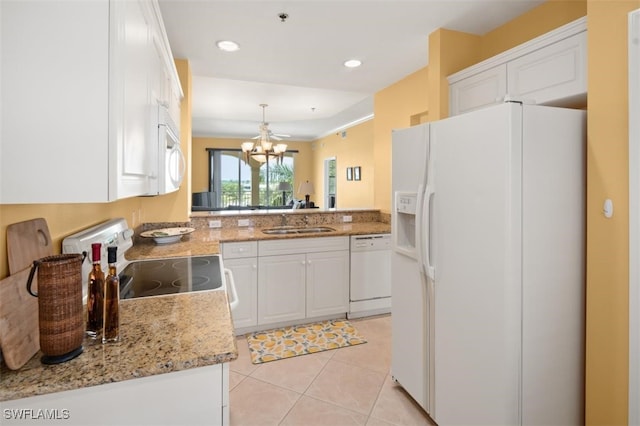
391 102 585 425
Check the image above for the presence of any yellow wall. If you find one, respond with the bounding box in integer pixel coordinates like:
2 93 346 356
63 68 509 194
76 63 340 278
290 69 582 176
586 2 639 423
310 120 375 209
481 0 588 61
373 67 430 213
0 59 193 279
191 137 314 201
428 28 482 121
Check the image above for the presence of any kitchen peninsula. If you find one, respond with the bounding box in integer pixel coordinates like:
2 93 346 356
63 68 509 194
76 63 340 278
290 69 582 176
0 291 237 425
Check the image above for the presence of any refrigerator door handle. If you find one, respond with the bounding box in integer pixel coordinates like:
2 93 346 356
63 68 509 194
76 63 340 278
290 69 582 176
423 183 435 280
415 183 425 264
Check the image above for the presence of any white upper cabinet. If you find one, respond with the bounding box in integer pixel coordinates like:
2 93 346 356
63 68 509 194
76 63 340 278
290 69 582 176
507 32 587 105
449 17 587 116
449 65 507 116
0 0 182 204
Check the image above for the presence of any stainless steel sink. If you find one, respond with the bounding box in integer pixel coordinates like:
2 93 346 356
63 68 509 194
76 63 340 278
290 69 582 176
262 226 336 235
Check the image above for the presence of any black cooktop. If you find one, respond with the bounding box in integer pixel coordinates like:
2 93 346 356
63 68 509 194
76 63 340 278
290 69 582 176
119 255 223 300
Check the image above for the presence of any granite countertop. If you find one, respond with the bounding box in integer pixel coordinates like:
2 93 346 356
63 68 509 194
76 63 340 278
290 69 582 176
126 221 390 261
0 291 237 402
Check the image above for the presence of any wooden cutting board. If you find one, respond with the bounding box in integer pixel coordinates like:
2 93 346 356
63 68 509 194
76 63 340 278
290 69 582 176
7 218 53 274
0 267 40 369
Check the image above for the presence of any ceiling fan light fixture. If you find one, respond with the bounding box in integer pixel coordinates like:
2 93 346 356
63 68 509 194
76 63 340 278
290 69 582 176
216 40 240 52
343 59 362 68
241 141 255 152
242 104 288 164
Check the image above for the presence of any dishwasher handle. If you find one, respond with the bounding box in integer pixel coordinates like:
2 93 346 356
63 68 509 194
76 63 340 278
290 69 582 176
224 268 239 312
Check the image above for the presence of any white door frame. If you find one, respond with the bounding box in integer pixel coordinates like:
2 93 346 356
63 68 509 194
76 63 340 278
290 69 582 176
629 8 640 425
324 157 336 209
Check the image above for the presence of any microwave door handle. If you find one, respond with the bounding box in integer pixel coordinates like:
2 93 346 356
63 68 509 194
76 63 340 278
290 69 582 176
168 145 186 187
160 121 179 148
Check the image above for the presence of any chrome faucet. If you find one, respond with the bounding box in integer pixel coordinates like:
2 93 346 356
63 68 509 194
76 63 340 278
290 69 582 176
281 213 287 226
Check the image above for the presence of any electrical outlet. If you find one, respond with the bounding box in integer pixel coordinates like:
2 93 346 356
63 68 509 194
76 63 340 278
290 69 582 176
208 220 221 228
343 215 352 223
238 219 250 227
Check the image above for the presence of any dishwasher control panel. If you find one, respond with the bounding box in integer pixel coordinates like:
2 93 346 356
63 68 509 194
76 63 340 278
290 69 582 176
351 234 391 251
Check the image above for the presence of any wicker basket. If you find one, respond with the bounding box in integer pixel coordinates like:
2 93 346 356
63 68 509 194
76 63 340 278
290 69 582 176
27 253 84 363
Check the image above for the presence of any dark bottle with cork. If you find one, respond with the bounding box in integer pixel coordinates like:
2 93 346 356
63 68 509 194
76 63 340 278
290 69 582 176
86 243 105 339
102 246 120 343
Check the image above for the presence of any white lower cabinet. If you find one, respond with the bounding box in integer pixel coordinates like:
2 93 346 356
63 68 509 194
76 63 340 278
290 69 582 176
0 364 229 426
255 236 350 328
224 237 350 331
306 250 350 318
222 242 258 329
258 254 307 324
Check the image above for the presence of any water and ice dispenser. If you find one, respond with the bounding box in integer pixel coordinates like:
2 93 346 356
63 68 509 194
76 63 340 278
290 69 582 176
393 192 417 257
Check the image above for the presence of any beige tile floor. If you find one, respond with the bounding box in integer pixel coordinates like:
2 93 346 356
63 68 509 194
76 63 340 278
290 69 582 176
229 315 436 426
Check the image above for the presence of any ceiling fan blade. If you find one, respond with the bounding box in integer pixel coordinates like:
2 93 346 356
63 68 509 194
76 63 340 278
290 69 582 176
272 133 291 138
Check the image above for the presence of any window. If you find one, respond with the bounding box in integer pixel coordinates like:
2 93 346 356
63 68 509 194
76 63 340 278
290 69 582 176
205 149 295 210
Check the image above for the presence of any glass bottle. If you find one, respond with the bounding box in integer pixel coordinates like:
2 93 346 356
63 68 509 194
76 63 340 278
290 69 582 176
103 246 120 343
86 243 104 339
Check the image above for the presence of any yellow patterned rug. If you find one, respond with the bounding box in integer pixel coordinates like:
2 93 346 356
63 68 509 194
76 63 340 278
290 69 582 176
246 319 367 364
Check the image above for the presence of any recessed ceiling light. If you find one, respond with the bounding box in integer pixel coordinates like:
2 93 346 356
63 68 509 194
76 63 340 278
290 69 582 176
216 40 240 52
343 59 362 68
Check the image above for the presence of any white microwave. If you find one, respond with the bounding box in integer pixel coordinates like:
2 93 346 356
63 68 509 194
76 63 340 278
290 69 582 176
149 105 185 195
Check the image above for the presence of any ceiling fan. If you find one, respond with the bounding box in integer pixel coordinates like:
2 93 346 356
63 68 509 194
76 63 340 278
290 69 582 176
252 104 290 141
242 104 289 164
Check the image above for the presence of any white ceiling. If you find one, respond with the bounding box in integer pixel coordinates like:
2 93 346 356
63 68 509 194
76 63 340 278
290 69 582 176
158 0 545 141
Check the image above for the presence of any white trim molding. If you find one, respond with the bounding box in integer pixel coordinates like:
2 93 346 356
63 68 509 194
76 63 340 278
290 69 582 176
629 8 640 426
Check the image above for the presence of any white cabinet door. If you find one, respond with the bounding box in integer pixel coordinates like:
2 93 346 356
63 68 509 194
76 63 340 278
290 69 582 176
306 250 350 318
111 0 155 199
449 65 507 116
0 0 174 203
507 32 587 105
258 254 306 325
224 257 258 329
0 0 110 203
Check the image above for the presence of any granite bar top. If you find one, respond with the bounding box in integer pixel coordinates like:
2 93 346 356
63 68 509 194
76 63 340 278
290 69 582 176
0 291 237 402
126 221 391 261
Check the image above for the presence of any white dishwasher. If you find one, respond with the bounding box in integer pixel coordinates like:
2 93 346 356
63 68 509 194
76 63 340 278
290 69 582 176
349 234 391 319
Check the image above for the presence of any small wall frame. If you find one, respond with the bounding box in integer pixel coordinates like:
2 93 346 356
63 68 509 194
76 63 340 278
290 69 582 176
346 167 353 181
354 166 361 181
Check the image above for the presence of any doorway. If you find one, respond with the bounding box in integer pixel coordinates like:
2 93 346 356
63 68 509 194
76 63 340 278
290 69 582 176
324 157 337 209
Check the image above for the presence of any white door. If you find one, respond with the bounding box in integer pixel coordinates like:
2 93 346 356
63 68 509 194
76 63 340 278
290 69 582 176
350 246 391 300
390 122 432 413
257 254 306 325
224 257 258 329
306 250 349 317
449 64 507 116
324 157 337 209
430 103 523 425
